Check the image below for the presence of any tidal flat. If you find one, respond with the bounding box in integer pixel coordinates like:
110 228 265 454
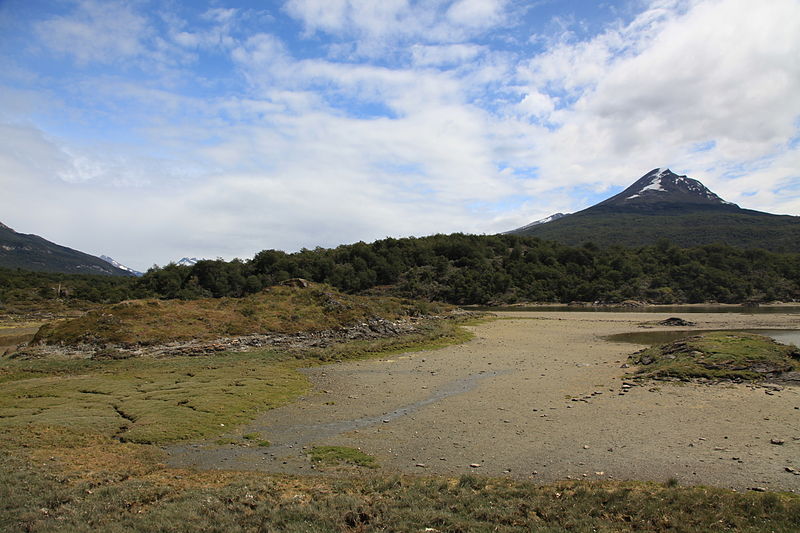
169 311 800 492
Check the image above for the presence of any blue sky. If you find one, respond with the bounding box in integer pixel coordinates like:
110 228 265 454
1 0 799 270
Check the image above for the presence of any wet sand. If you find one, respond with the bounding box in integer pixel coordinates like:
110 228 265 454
167 311 800 491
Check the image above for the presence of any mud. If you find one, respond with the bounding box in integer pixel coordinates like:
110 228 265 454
167 311 800 491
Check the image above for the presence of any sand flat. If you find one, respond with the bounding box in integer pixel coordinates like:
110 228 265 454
168 311 800 491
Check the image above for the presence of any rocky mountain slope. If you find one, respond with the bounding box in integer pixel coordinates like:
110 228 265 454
0 221 133 276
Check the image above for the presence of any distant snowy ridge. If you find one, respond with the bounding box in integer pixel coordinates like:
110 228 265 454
100 255 143 277
507 213 567 233
175 257 203 267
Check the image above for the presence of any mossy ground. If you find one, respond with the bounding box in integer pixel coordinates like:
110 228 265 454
308 446 378 468
629 331 800 381
0 318 468 448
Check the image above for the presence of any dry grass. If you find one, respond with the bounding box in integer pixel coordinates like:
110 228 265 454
31 284 452 346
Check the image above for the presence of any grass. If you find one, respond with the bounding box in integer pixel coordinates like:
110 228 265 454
0 314 473 448
0 350 309 446
629 331 800 381
2 295 798 531
31 283 454 346
308 446 378 468
1 453 798 532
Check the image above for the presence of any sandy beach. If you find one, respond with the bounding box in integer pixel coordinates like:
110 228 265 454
168 311 800 491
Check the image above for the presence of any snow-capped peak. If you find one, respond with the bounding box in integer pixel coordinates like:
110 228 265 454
604 168 739 209
100 255 143 276
175 257 202 267
627 168 670 198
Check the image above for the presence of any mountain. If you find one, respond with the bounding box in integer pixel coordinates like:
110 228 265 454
508 168 800 252
508 213 568 233
175 257 202 267
100 255 143 277
593 168 737 210
0 222 134 276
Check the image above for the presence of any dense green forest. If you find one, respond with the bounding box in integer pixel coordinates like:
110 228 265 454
2 234 799 306
513 208 800 253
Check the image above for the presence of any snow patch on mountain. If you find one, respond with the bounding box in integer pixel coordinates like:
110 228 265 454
508 213 567 233
100 255 143 277
176 257 202 267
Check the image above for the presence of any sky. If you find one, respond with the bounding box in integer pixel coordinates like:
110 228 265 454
1 0 799 271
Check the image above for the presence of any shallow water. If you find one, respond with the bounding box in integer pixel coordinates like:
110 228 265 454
605 328 800 347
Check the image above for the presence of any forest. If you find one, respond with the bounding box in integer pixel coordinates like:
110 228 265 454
2 234 799 306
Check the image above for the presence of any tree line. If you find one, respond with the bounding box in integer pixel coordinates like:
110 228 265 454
2 234 799 306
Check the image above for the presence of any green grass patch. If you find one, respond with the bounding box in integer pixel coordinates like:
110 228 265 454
308 446 378 468
0 351 309 446
629 331 800 382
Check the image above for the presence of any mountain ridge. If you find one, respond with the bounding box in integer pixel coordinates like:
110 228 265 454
508 168 800 252
0 222 134 276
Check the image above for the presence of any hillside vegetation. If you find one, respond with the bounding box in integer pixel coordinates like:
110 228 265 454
31 283 450 347
3 234 800 306
513 208 800 252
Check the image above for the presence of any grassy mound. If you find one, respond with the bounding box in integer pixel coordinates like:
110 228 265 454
31 283 451 347
629 332 800 382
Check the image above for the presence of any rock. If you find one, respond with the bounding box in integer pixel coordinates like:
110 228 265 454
280 278 310 288
620 300 647 308
749 487 767 492
770 438 785 445
657 317 697 327
469 463 481 468
415 463 427 468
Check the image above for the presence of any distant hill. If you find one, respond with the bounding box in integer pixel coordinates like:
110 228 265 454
0 222 134 276
507 168 800 252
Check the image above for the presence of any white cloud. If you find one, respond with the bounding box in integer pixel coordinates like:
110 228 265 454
284 0 512 56
2 0 799 268
410 43 484 67
513 0 800 198
446 0 508 29
34 0 149 65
